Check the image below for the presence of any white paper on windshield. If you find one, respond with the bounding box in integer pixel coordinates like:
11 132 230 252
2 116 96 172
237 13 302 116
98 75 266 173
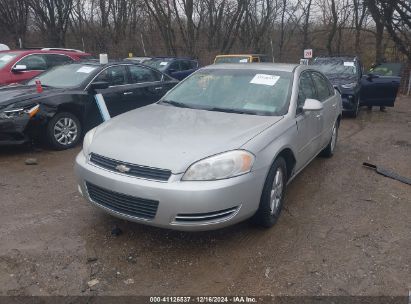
160 62 168 66
344 62 355 67
0 55 13 61
77 66 96 73
250 74 280 86
239 59 248 63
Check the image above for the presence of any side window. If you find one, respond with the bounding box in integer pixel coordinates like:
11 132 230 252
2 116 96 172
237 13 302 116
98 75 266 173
169 61 181 71
311 72 332 102
95 66 127 86
297 72 317 114
128 65 161 83
17 54 47 70
45 54 73 68
180 60 192 71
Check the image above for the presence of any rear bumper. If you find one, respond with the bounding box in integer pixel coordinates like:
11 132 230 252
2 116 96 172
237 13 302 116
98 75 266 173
75 152 267 231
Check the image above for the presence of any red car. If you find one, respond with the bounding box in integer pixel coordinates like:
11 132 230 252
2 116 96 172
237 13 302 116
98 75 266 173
0 49 92 85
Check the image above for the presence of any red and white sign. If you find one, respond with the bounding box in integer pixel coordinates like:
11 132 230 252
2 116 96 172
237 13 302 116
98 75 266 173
304 49 313 59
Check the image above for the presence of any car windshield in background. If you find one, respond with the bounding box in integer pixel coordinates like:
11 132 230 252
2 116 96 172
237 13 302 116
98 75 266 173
313 59 357 76
27 64 97 88
161 69 292 116
215 56 250 64
0 52 18 69
144 59 169 72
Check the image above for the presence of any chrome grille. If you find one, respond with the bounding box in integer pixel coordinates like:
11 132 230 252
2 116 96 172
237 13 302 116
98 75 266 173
89 153 172 182
86 182 159 220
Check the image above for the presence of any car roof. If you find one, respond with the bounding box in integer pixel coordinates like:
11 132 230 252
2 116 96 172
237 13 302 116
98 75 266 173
202 63 298 73
216 54 268 57
0 49 90 56
151 57 196 61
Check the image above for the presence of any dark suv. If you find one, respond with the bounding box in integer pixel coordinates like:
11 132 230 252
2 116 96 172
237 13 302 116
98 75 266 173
143 57 199 80
312 56 363 117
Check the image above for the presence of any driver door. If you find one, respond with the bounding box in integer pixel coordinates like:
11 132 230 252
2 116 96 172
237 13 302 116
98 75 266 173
294 71 323 171
11 54 48 83
93 65 128 117
360 74 401 107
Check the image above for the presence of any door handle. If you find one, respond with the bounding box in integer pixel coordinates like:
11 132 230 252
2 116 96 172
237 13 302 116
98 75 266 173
123 92 133 95
316 114 323 119
332 103 337 108
154 87 163 91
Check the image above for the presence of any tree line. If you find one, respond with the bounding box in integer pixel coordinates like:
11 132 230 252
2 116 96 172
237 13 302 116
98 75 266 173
0 0 410 66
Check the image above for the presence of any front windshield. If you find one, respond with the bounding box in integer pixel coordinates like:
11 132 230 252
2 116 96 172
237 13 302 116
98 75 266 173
144 59 169 72
0 52 18 69
27 64 98 88
313 59 357 76
215 56 250 64
160 69 292 116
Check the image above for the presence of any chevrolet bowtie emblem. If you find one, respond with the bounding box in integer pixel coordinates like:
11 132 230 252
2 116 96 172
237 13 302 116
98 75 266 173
116 164 131 173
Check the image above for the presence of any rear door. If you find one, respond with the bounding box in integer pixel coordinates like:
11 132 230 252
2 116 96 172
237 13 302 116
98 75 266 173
92 65 128 117
11 54 48 83
360 74 400 107
125 65 166 110
294 71 323 170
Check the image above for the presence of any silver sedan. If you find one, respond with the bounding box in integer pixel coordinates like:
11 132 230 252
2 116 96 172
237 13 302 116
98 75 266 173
75 63 342 231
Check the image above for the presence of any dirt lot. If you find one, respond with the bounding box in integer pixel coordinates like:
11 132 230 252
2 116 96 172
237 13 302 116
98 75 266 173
0 97 410 297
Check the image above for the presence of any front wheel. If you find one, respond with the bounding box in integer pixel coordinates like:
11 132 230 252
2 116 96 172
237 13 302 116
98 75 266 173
321 120 339 158
252 157 288 228
46 112 82 150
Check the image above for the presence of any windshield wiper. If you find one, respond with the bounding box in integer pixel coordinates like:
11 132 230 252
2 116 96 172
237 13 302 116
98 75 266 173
208 107 259 115
160 100 197 109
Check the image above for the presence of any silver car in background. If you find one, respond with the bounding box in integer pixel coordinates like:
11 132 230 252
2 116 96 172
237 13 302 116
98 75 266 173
75 63 342 231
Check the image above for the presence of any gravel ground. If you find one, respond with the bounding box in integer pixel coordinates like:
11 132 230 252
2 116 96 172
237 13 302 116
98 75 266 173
0 97 410 297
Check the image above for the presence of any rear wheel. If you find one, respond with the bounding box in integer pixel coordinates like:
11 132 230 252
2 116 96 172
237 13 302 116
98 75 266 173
46 112 82 150
252 157 287 228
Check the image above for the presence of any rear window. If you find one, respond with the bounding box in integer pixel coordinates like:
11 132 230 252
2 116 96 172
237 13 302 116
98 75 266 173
0 53 18 69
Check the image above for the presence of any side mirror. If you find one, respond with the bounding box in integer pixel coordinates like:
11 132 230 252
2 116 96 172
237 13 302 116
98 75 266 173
88 81 109 93
303 99 323 112
12 64 27 72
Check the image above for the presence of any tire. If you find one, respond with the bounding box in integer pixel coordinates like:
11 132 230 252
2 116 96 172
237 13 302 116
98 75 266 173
321 120 339 158
46 112 82 150
349 97 360 118
252 157 288 228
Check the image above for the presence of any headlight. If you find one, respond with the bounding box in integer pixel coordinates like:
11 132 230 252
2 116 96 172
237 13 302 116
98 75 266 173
182 150 255 181
341 82 357 89
0 104 39 119
82 128 97 157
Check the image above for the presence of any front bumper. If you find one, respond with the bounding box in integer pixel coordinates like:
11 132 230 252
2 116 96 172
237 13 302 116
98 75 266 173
0 116 31 145
75 152 267 231
341 93 358 112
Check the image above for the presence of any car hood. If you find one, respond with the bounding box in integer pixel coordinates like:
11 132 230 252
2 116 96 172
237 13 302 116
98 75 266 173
325 74 358 86
0 85 65 108
90 104 283 174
